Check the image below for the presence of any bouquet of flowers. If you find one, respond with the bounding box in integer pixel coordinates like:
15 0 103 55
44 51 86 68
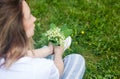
39 23 72 50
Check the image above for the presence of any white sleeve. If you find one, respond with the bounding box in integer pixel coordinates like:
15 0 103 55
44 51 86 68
49 61 60 79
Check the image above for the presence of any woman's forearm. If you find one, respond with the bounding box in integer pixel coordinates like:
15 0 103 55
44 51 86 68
54 54 64 76
27 47 53 58
33 47 52 57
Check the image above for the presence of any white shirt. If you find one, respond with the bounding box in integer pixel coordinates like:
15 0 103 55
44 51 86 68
0 57 59 79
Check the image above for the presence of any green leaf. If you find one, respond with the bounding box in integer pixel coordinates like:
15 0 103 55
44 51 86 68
61 24 73 38
49 23 56 29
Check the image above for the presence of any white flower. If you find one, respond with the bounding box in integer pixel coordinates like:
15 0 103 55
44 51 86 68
45 27 65 46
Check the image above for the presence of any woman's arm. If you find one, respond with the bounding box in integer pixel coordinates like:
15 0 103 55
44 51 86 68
27 43 53 58
53 46 64 77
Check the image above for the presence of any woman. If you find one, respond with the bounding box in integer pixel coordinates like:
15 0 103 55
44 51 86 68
0 0 85 79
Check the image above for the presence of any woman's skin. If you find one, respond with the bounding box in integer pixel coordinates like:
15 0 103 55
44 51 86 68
54 46 64 76
22 0 53 57
22 0 64 76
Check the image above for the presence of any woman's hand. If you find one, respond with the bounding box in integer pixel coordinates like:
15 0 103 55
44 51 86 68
54 46 64 56
47 42 54 55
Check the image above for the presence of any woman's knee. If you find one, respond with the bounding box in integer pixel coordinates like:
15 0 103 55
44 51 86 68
64 54 85 68
63 54 86 79
65 54 85 63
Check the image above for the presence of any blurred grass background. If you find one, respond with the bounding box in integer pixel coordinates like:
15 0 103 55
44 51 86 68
28 0 120 79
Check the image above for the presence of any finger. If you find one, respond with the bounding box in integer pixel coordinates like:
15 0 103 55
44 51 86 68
48 42 53 46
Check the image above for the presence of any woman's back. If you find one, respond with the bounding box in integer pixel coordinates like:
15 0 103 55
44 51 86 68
0 57 59 79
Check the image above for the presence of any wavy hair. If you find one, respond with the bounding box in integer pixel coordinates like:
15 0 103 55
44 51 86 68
0 0 33 68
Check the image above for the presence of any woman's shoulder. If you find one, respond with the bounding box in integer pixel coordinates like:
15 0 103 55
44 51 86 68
0 57 54 69
16 56 54 67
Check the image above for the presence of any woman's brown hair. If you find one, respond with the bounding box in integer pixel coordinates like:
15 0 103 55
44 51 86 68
0 0 32 67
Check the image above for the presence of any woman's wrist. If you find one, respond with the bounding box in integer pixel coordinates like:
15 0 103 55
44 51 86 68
54 54 62 59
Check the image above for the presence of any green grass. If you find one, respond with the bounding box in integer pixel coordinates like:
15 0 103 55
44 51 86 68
28 0 120 79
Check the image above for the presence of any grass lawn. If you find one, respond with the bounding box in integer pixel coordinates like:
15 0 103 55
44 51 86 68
28 0 120 79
